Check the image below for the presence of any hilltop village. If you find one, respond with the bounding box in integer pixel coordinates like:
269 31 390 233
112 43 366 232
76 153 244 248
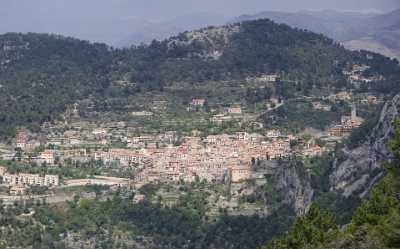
1 102 371 192
0 65 385 201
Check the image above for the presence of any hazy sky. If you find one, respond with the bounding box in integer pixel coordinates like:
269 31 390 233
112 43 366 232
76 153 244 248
2 0 399 19
1 0 399 44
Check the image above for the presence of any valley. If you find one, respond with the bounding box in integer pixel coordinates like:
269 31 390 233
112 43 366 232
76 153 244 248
0 16 399 249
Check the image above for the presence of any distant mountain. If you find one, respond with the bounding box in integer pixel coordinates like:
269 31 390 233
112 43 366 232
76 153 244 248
0 8 230 47
232 10 374 41
343 9 400 59
343 38 400 60
362 8 400 31
234 9 400 60
115 13 230 47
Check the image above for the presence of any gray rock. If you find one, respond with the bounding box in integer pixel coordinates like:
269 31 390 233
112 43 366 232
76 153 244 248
262 160 314 215
330 94 400 197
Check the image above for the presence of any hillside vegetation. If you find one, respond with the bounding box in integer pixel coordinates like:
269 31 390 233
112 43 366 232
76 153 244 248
0 33 112 137
0 19 399 138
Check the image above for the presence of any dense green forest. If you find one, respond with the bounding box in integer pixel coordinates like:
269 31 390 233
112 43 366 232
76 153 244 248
0 191 295 249
1 18 399 138
113 20 400 92
0 33 112 138
263 119 400 249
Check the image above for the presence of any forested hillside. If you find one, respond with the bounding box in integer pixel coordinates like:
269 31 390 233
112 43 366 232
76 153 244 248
115 19 358 88
0 19 399 138
0 33 112 138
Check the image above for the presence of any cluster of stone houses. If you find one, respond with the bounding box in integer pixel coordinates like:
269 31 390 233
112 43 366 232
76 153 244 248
210 106 244 125
343 64 384 85
13 149 57 165
301 144 324 157
132 132 294 186
22 130 301 186
329 105 364 137
246 74 280 83
327 91 379 107
12 124 330 186
328 91 353 102
186 98 244 124
14 129 41 151
126 132 177 149
187 98 207 112
39 120 126 148
312 101 331 111
11 119 332 188
0 166 59 188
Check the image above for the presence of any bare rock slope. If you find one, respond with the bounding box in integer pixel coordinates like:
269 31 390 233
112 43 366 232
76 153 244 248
330 94 400 197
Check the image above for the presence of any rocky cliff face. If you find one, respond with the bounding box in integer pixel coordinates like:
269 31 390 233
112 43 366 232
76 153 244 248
273 162 314 214
256 161 314 215
330 94 400 197
228 161 314 216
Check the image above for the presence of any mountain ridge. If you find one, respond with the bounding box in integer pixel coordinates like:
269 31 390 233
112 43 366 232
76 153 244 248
0 18 399 138
234 9 400 60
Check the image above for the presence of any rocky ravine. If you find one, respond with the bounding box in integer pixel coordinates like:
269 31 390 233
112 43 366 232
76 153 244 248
330 94 400 197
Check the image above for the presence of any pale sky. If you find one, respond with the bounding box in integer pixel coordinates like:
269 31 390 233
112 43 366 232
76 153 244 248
1 0 399 44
